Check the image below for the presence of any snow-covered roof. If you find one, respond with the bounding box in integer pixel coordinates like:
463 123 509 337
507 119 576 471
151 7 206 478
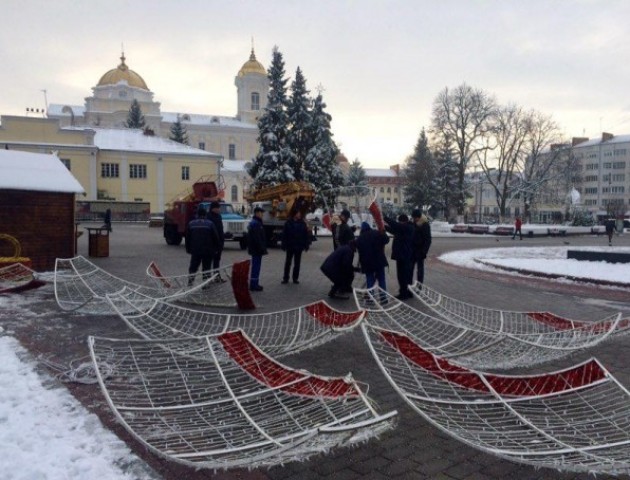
161 112 257 130
365 168 398 178
89 128 219 156
47 105 256 130
47 104 86 117
221 159 249 172
573 134 630 149
0 149 85 193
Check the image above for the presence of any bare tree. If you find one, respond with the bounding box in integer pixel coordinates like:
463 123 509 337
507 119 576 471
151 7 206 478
431 84 496 215
516 112 570 222
477 104 531 220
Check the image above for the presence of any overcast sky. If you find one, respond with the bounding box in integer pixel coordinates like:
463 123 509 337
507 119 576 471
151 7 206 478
2 0 630 168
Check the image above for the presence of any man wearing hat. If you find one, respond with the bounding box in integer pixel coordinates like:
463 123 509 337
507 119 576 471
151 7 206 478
247 206 268 291
336 209 355 247
411 209 432 285
208 201 225 274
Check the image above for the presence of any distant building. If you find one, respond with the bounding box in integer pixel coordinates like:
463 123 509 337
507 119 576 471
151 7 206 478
0 115 219 213
221 159 253 213
527 133 629 222
46 49 268 165
365 165 404 207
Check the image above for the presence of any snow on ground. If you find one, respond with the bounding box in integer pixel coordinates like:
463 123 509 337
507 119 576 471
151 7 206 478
0 296 157 480
440 246 630 286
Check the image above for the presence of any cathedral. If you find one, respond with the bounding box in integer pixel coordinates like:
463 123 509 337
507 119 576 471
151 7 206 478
47 48 269 163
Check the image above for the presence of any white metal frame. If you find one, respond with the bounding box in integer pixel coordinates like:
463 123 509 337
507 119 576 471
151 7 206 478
362 322 630 475
89 330 397 470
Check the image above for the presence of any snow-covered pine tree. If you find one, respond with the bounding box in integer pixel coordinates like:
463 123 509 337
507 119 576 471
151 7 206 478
403 128 437 211
303 93 344 207
126 99 146 129
169 115 189 145
247 47 295 187
346 158 368 187
432 136 459 220
287 67 312 181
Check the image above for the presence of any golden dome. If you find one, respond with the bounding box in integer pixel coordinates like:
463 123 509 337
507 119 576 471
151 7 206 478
97 53 149 90
238 48 266 77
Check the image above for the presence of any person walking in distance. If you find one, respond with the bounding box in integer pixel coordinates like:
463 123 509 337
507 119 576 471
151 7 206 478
103 208 112 233
605 217 617 246
411 209 432 286
208 201 225 278
247 206 268 291
281 210 311 284
512 215 523 240
336 209 355 247
185 208 219 286
384 213 415 300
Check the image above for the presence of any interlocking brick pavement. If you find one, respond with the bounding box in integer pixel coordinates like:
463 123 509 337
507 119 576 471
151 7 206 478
2 223 629 479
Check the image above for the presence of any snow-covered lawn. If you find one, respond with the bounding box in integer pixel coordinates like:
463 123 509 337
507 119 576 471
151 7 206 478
440 246 630 286
0 323 156 480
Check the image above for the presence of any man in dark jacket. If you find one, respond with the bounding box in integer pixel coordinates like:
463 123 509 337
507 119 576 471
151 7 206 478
320 241 356 299
186 208 220 286
336 209 355 247
281 210 311 284
411 209 432 285
605 217 617 246
384 214 414 299
247 206 268 291
208 201 225 273
356 222 389 292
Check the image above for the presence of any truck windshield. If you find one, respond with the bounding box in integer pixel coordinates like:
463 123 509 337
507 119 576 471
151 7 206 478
198 202 235 215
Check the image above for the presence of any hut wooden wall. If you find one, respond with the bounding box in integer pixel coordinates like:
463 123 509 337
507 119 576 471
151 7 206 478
0 189 75 271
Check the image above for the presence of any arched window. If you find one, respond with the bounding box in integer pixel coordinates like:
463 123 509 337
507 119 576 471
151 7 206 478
251 92 260 111
231 185 238 202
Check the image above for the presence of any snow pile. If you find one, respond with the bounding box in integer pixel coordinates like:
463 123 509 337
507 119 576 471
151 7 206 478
0 336 156 480
440 246 630 286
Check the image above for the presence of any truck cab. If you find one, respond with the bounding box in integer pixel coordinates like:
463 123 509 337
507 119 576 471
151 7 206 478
198 201 248 249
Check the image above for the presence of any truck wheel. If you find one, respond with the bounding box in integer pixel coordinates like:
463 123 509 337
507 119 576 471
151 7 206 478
165 226 183 246
239 237 247 250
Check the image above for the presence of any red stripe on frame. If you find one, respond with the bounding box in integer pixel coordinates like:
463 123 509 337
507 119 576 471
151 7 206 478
380 330 607 396
305 301 363 327
219 331 358 398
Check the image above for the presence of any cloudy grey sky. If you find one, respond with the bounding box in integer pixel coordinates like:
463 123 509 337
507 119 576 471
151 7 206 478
2 0 630 168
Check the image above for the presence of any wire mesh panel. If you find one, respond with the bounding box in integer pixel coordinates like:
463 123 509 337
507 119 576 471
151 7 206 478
0 262 46 293
354 286 623 370
54 256 215 315
410 282 630 336
107 289 365 357
89 331 397 470
362 323 630 476
146 260 255 309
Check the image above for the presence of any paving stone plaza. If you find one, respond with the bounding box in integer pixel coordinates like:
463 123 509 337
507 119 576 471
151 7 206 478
3 223 630 480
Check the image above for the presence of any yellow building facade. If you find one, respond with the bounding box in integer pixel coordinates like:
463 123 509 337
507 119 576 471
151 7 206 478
47 49 268 164
0 116 220 213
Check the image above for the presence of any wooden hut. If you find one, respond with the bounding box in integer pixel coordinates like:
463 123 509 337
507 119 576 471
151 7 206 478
0 150 85 271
